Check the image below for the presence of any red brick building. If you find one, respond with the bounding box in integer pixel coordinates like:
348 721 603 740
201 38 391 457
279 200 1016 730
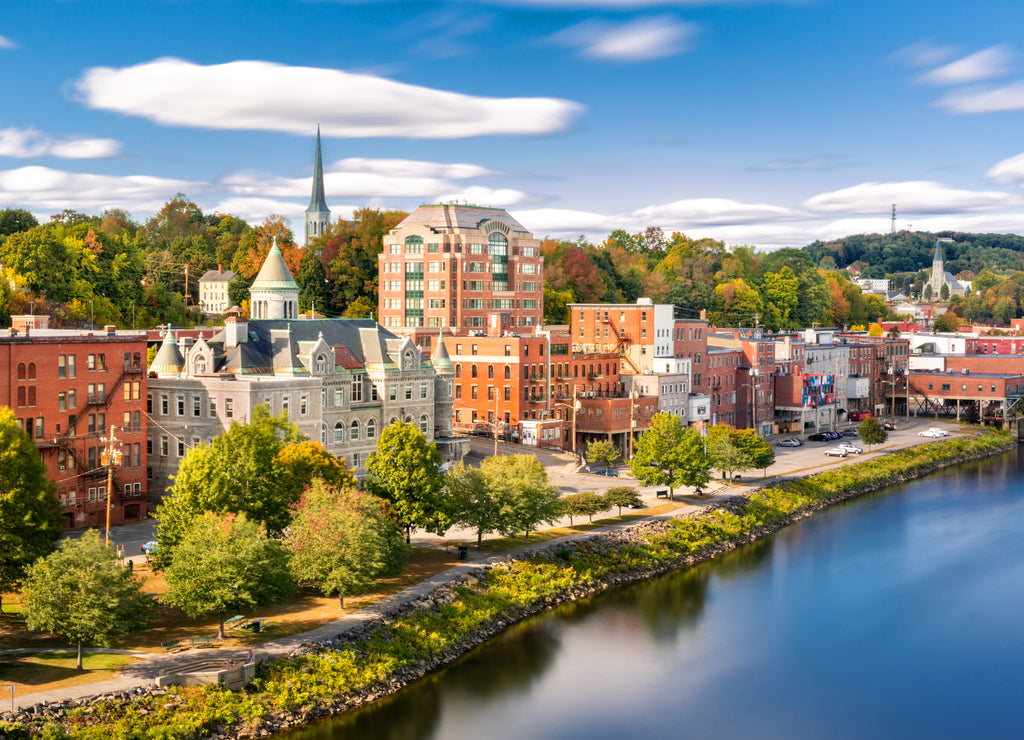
378 204 543 339
0 325 149 529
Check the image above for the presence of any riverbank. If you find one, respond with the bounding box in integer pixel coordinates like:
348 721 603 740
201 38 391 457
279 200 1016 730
0 430 1013 740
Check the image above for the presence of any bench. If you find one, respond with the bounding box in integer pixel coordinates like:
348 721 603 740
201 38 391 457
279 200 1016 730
656 490 669 499
188 636 215 648
161 639 186 652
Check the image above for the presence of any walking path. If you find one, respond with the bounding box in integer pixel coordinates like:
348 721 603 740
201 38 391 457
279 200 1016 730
6 417 961 711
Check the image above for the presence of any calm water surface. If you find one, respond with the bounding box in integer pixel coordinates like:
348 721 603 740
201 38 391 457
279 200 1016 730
285 448 1024 740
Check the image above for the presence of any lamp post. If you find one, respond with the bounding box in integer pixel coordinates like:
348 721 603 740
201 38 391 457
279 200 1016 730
887 365 897 423
99 425 122 547
746 368 760 431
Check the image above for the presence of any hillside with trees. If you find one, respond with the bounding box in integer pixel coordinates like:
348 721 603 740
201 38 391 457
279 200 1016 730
5 197 1024 332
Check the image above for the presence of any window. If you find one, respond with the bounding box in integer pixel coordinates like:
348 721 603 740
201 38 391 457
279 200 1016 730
225 398 234 418
420 383 428 399
160 436 169 456
193 396 201 417
88 354 96 372
133 410 141 433
352 379 363 402
58 392 67 411
367 419 377 439
58 355 66 379
419 415 429 434
405 385 413 400
68 389 76 409
334 389 344 406
282 397 290 417
350 420 360 441
334 422 345 443
209 398 217 417
300 395 308 415
68 355 76 378
176 395 185 416
177 440 185 457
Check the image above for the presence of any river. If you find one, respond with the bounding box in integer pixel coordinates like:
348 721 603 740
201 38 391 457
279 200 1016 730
284 447 1024 740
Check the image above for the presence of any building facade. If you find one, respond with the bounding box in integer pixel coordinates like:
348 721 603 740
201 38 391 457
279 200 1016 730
0 325 149 528
198 265 235 314
378 204 543 337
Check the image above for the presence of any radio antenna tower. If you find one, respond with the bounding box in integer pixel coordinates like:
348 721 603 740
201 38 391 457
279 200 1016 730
891 204 897 234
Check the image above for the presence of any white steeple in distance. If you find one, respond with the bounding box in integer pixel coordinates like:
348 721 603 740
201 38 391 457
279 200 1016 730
305 126 331 246
249 236 300 319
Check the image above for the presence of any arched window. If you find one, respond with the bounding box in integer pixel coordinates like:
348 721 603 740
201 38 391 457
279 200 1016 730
27 363 36 380
488 231 508 255
16 387 26 407
367 419 377 440
488 365 494 379
405 235 423 253
390 417 398 425
350 420 360 441
16 363 25 380
471 365 478 379
321 424 328 444
316 355 327 374
334 422 345 443
195 358 207 375
504 366 510 380
456 365 462 378
419 415 429 434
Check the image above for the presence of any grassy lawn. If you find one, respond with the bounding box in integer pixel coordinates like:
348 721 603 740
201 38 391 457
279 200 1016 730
0 651 139 698
0 547 460 656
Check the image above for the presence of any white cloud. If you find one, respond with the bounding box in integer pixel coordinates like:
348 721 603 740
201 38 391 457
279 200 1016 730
919 45 1014 85
0 166 203 214
987 152 1024 186
0 34 15 50
892 40 957 69
936 80 1024 114
803 181 1019 215
0 126 123 159
335 158 496 179
434 186 533 207
747 155 858 172
633 197 796 225
550 16 696 61
73 58 583 138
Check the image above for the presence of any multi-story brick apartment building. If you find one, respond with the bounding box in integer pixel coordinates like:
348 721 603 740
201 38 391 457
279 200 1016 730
378 204 543 339
0 324 149 528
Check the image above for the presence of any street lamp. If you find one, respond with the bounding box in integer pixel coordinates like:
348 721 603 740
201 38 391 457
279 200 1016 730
887 365 897 423
747 368 760 431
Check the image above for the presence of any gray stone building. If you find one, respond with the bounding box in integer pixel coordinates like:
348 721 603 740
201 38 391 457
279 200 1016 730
147 244 460 496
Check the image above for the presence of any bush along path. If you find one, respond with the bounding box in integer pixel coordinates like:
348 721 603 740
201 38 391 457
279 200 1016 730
1 431 1013 740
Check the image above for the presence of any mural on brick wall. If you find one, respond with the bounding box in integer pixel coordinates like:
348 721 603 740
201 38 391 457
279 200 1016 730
802 374 835 408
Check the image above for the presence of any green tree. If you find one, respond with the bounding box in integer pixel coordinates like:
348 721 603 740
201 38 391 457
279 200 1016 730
274 440 357 492
446 463 503 547
560 491 609 526
933 312 960 332
22 531 154 669
161 512 294 639
706 424 752 481
365 422 448 542
286 481 408 607
603 486 643 517
154 406 303 564
296 246 330 314
0 407 62 612
858 417 888 449
630 413 710 500
325 208 408 315
478 455 561 538
586 439 620 470
0 208 39 237
762 266 800 329
736 429 776 476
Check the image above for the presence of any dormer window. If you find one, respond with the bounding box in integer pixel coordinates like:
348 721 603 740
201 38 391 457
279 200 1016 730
404 351 414 370
195 357 207 375
316 355 327 374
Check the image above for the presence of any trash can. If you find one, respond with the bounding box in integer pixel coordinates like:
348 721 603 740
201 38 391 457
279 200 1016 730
252 621 262 634
458 545 469 561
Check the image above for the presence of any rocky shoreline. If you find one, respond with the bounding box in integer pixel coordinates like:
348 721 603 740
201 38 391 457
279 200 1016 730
1 435 1014 739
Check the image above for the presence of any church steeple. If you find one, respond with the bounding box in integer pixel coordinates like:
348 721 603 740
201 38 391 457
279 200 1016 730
304 126 331 246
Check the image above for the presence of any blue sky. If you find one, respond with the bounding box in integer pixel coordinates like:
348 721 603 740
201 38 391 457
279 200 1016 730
3 0 1024 249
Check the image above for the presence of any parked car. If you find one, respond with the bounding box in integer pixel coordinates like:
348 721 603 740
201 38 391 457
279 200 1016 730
586 466 620 477
842 428 860 437
839 442 863 454
825 431 843 440
883 422 897 431
808 433 831 442
927 427 949 436
776 438 804 447
919 429 945 438
824 447 849 457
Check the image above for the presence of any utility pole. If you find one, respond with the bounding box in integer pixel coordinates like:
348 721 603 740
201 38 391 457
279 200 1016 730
572 386 579 461
628 383 637 461
493 393 499 457
100 425 122 548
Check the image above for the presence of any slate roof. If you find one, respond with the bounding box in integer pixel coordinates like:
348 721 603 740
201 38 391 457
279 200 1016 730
198 269 235 283
396 204 531 234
